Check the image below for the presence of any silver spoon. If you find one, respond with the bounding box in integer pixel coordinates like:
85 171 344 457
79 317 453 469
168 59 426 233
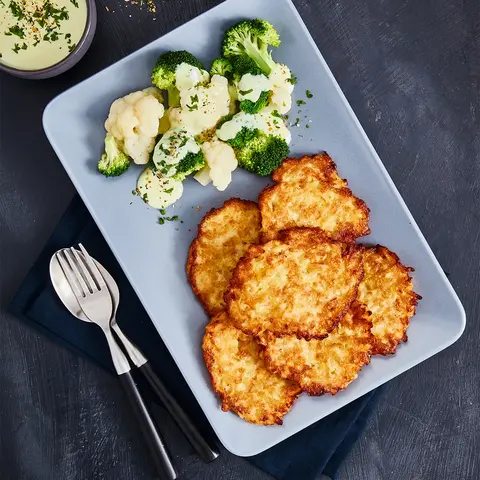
50 247 219 463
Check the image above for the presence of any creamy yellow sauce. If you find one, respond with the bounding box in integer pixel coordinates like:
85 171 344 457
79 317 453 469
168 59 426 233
175 63 209 90
152 126 200 176
169 74 231 135
237 73 271 102
0 0 87 70
216 111 291 144
136 167 183 209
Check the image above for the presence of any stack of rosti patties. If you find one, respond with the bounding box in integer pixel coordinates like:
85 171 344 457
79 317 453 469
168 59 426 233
187 153 421 425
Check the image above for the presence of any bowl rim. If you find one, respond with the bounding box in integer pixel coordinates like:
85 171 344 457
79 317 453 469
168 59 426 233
0 0 97 79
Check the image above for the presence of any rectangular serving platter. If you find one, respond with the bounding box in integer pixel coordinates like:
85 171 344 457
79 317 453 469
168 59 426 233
43 0 465 456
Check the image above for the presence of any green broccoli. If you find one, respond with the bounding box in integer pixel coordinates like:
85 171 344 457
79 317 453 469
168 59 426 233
229 55 271 113
97 135 130 177
222 19 280 76
239 90 270 114
210 58 233 79
154 151 205 181
223 126 289 176
152 128 206 181
172 151 206 181
230 55 263 81
151 50 206 107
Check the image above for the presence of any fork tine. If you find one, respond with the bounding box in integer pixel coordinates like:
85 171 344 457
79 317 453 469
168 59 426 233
64 248 92 295
56 250 86 298
69 247 98 293
78 243 107 289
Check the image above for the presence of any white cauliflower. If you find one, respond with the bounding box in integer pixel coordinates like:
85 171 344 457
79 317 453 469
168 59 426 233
268 64 295 114
195 137 238 191
104 88 165 165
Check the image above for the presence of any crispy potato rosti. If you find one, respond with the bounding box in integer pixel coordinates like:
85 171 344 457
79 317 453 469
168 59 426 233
202 312 301 425
260 302 374 395
187 199 261 316
259 153 370 243
358 245 421 355
226 227 365 339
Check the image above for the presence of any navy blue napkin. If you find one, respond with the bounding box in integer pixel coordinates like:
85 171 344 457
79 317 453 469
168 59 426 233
9 195 382 480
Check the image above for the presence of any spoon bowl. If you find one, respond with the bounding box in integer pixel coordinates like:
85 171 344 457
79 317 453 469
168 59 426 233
50 249 119 323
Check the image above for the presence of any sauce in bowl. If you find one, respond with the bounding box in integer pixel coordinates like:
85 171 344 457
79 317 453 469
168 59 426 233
0 0 87 71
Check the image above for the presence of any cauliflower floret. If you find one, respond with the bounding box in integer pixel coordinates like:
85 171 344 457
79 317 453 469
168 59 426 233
169 75 230 136
195 137 238 191
268 64 294 114
104 88 165 165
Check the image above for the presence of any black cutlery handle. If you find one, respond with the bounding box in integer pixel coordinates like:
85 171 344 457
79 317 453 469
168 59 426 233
139 362 219 463
119 371 177 480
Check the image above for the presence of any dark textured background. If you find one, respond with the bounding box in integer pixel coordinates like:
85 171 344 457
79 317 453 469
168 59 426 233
1 0 479 478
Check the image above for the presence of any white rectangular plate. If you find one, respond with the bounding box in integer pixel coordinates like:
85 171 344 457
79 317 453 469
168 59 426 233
43 0 465 456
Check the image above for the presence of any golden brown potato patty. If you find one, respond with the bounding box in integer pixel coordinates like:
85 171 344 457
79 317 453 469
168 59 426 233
187 198 261 316
202 312 301 425
259 153 370 243
226 227 364 339
358 245 421 355
260 302 374 395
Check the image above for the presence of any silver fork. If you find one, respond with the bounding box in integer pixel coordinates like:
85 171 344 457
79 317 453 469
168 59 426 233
56 248 177 480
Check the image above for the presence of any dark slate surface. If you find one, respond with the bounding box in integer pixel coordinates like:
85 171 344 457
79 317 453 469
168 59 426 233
1 0 479 479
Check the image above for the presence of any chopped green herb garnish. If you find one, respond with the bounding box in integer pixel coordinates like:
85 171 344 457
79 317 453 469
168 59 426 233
306 124 310 128
70 0 79 7
6 25 24 38
288 74 297 85
296 100 306 106
187 104 198 111
159 208 167 215
142 193 148 202
306 90 313 98
21 42 27 50
158 217 165 225
68 43 76 53
164 188 174 194
12 43 20 53
9 2 23 20
131 189 137 196
190 94 199 103
239 88 253 95
166 216 179 222
160 145 170 156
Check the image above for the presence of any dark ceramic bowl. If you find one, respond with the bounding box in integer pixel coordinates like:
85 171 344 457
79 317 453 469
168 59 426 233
0 0 97 80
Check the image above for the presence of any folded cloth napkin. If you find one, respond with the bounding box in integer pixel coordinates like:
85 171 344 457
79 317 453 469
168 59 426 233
9 195 382 480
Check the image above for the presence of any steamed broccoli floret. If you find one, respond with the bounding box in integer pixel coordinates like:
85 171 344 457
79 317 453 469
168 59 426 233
225 127 289 176
230 55 263 81
222 19 280 75
151 50 205 107
229 55 271 113
239 90 270 114
152 149 205 181
172 151 206 181
98 135 130 177
210 58 233 79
